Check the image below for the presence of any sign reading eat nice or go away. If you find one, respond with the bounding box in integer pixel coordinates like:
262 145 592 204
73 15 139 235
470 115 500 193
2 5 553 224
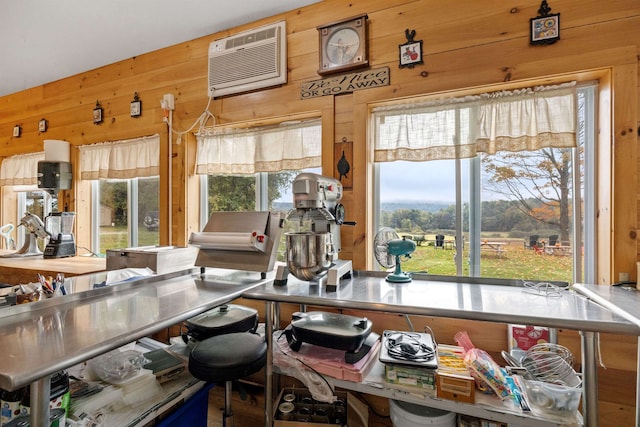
300 67 390 99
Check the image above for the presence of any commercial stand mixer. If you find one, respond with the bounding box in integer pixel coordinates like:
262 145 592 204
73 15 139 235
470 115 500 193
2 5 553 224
1 212 76 258
275 173 354 291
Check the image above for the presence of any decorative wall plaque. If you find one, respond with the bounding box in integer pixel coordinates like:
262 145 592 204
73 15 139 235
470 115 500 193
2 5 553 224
301 66 390 99
530 0 560 45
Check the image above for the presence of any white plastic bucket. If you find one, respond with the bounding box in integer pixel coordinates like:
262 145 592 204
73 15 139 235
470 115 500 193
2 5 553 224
389 399 456 427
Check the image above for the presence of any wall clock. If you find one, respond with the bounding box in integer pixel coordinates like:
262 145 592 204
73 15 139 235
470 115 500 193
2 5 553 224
317 14 368 75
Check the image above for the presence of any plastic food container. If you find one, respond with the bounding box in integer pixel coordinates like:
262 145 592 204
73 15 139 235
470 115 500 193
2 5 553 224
521 379 582 417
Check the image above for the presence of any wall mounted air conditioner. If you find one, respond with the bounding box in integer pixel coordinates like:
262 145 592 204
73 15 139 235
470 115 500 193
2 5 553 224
208 21 287 98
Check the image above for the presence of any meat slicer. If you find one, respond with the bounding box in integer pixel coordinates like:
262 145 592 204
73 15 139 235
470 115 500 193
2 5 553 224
274 173 354 291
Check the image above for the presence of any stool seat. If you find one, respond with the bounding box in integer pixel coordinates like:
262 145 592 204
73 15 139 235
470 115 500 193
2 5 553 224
189 332 267 383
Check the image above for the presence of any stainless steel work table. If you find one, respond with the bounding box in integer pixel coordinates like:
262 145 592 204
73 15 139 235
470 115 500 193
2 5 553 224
573 283 640 427
0 267 270 426
242 271 640 427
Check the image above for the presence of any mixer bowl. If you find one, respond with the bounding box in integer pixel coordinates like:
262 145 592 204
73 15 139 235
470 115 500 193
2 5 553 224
286 232 336 281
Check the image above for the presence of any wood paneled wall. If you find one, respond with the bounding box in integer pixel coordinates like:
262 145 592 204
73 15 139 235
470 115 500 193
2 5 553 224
1 1 639 424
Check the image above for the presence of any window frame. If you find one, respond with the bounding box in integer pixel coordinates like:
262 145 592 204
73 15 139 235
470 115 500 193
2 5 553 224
90 176 159 254
195 116 323 229
371 82 598 284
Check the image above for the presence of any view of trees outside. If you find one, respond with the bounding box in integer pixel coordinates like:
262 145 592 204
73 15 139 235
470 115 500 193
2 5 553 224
483 147 574 244
378 145 579 284
98 177 159 253
206 172 297 212
376 87 591 284
206 170 318 262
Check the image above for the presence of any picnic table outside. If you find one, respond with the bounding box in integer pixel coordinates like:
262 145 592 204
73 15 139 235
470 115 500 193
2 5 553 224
481 241 506 257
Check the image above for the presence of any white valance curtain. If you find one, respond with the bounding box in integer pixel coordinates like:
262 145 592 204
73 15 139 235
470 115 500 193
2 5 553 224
0 152 45 186
372 83 576 163
195 119 322 175
78 134 160 179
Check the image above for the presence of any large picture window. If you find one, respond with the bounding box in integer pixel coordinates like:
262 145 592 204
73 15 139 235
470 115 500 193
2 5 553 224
372 83 596 284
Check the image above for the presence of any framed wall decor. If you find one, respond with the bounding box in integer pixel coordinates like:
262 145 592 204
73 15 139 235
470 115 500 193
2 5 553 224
93 100 103 124
399 29 423 68
530 0 560 45
38 118 48 132
130 92 142 117
317 14 368 75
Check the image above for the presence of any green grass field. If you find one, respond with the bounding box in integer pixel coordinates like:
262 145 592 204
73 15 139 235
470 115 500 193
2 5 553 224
100 227 573 283
398 238 573 283
99 225 159 252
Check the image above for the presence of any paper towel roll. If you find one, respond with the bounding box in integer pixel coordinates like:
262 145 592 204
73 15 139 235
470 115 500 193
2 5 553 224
44 140 70 162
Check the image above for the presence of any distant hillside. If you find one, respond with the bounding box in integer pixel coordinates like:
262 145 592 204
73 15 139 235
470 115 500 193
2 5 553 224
273 201 452 212
380 201 451 212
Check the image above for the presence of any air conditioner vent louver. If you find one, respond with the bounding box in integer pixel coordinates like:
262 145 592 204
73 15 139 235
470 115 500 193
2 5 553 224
208 21 286 97
225 27 277 49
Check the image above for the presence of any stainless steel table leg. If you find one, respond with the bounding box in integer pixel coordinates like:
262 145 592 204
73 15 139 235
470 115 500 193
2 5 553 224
31 374 51 426
581 331 599 427
265 301 274 427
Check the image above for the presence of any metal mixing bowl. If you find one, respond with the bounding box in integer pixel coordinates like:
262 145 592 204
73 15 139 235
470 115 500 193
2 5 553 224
286 232 335 281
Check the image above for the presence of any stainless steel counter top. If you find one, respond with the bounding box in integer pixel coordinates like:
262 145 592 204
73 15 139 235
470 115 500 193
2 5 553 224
573 283 640 326
244 271 640 427
572 283 640 427
243 271 640 335
0 267 269 391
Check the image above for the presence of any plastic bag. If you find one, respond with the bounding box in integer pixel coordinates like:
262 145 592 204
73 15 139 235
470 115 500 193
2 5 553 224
272 331 337 403
454 331 510 400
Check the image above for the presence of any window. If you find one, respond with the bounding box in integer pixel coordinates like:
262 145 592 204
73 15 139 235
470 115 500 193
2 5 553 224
373 83 595 284
195 119 322 262
0 152 53 251
14 189 53 251
92 177 159 254
195 119 322 228
79 135 160 255
202 170 320 219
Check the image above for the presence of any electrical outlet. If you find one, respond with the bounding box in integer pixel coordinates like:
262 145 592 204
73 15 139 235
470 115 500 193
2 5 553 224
161 94 175 111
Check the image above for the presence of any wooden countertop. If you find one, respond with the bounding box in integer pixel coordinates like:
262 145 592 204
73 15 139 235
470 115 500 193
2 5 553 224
0 250 106 284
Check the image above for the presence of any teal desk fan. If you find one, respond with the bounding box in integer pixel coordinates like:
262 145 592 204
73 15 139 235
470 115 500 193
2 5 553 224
374 227 416 283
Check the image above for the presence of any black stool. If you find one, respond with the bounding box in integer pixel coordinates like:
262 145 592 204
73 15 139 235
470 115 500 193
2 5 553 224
189 331 267 426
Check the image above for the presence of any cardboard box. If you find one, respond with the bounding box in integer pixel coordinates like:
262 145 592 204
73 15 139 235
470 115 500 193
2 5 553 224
273 388 367 427
508 324 550 351
384 363 436 391
436 372 475 404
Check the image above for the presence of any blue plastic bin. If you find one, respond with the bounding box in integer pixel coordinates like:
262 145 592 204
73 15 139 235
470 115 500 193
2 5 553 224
157 383 214 427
